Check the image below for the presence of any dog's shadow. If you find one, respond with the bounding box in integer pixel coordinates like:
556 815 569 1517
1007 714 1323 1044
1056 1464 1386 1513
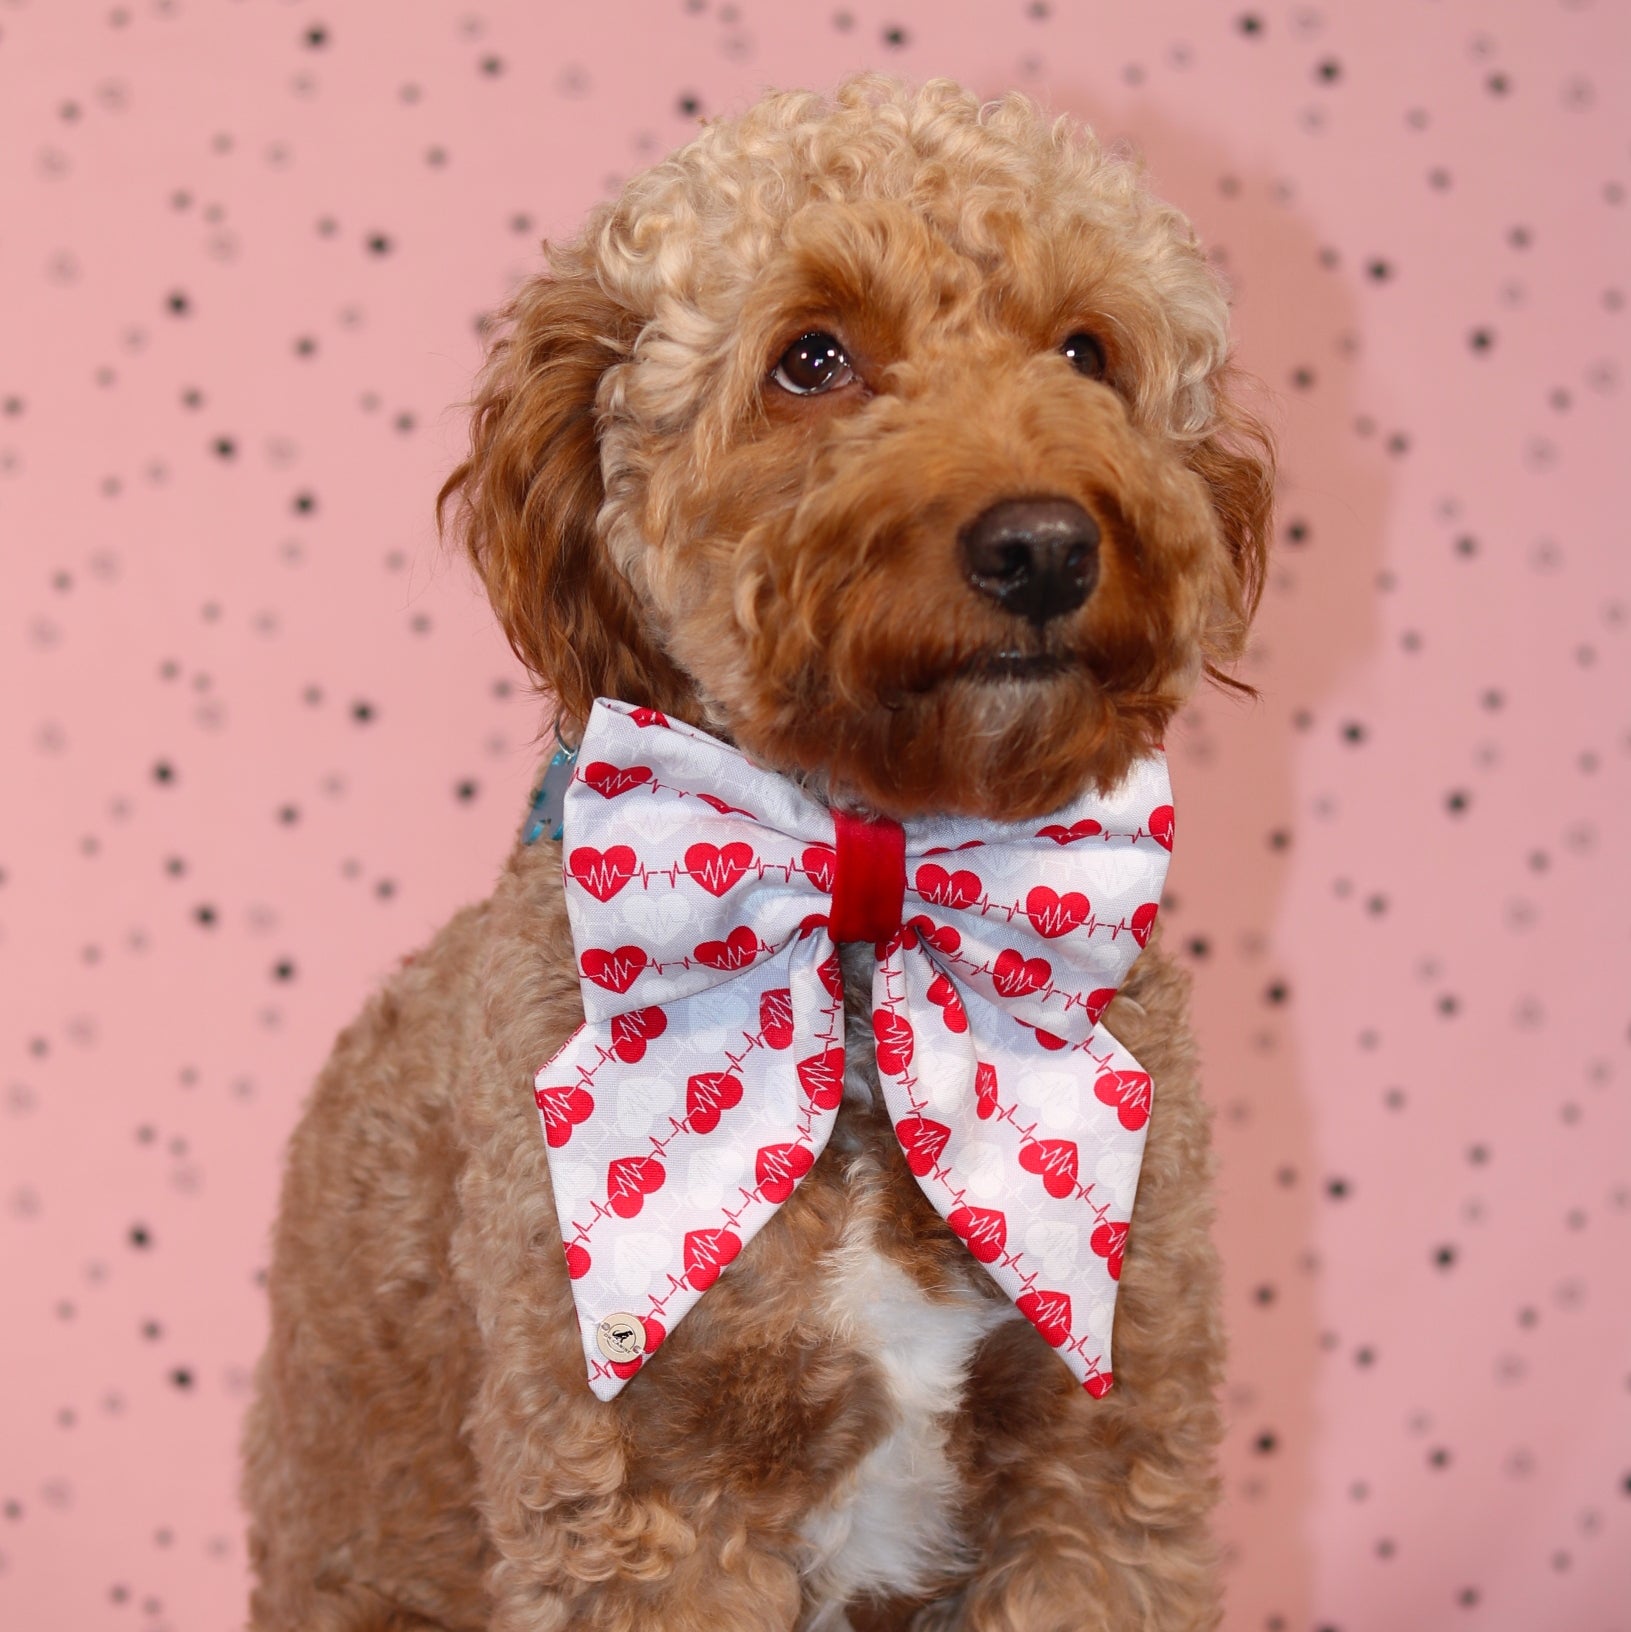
1041 84 1389 1631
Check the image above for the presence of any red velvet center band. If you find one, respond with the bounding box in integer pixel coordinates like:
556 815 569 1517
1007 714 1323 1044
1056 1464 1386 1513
828 809 907 944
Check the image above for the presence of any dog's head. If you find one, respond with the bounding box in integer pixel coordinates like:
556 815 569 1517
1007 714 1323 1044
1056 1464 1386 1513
441 77 1272 821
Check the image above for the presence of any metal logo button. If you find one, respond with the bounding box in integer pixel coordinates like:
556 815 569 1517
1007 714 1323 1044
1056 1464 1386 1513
595 1312 646 1363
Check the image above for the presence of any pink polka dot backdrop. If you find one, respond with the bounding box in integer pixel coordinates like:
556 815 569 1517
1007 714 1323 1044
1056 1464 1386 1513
0 1 1626 1628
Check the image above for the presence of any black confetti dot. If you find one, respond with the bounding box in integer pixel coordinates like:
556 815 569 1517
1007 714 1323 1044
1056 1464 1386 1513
1445 789 1470 815
272 960 295 982
1434 1245 1458 1269
882 24 909 46
1253 1430 1278 1454
677 93 701 117
351 700 375 723
151 760 175 784
169 1367 193 1389
1315 59 1342 83
366 232 392 255
194 904 217 927
128 1224 151 1248
1326 1177 1350 1199
1237 13 1263 34
291 491 317 515
303 23 327 47
1429 1446 1452 1468
165 290 191 316
1469 327 1496 352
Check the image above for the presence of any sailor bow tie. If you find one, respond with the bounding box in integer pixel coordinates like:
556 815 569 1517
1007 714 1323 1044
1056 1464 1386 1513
534 697 1174 1399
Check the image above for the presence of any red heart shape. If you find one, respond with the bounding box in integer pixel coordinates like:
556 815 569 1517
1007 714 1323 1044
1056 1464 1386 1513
566 844 638 903
1130 902 1159 949
948 1205 1008 1264
1037 818 1102 846
817 951 844 1002
563 1241 590 1280
611 1006 667 1063
914 863 982 910
1149 805 1175 852
975 1060 1000 1120
1091 1219 1128 1280
684 1227 741 1291
686 1070 744 1135
1025 886 1090 940
801 845 837 894
694 926 761 970
1017 1288 1072 1348
926 973 968 1033
696 792 755 818
1085 987 1116 1026
1094 1068 1152 1131
759 988 793 1050
797 1047 845 1110
534 1081 595 1148
754 1141 815 1204
1083 1371 1115 1399
874 1009 915 1075
606 1155 666 1218
609 1314 667 1380
895 1115 950 1177
685 841 755 898
580 945 649 994
1032 1026 1067 1052
1018 1137 1080 1200
629 707 669 728
993 947 1052 998
583 761 653 799
907 914 961 955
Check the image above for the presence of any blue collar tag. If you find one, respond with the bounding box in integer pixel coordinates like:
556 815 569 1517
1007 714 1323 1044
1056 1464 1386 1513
522 745 578 845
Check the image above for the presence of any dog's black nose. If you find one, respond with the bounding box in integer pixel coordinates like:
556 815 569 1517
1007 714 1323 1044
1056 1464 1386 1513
958 498 1100 626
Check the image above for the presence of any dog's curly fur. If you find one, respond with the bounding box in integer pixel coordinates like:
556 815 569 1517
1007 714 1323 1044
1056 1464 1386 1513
242 77 1272 1632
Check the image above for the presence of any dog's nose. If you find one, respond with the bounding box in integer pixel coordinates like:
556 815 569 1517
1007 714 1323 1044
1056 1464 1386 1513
958 498 1101 626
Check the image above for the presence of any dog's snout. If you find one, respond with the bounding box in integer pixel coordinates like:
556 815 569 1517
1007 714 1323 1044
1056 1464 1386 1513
958 498 1101 626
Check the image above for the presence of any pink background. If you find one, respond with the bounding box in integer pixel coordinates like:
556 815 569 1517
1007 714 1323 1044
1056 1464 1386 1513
2 1 1628 1628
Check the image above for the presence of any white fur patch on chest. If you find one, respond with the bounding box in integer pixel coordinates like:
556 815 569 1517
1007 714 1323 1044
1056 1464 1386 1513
797 1218 1009 1624
794 947 1016 1624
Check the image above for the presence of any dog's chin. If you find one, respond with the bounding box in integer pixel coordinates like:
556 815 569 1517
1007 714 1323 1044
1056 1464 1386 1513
728 654 1173 825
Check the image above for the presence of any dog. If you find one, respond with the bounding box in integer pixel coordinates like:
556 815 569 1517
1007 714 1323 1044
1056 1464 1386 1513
242 75 1272 1632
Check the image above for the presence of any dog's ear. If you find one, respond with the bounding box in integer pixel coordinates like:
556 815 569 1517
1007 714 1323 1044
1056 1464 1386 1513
1187 383 1275 697
437 261 689 741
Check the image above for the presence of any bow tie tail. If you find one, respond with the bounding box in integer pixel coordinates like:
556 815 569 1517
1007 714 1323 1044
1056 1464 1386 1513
537 935 849 1399
868 943 1146 1397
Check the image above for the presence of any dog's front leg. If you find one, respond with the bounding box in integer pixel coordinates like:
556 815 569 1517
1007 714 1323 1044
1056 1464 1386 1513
471 1372 806 1632
939 976 1227 1632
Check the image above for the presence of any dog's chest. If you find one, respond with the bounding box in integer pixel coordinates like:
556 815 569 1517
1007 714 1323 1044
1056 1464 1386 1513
794 955 1012 1621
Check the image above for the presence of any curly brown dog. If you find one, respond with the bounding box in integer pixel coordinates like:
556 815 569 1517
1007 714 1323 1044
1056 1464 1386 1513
242 76 1272 1632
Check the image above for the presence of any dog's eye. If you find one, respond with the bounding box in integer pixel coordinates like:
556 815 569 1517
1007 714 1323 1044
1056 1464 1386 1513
1061 331 1108 381
772 332 855 396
